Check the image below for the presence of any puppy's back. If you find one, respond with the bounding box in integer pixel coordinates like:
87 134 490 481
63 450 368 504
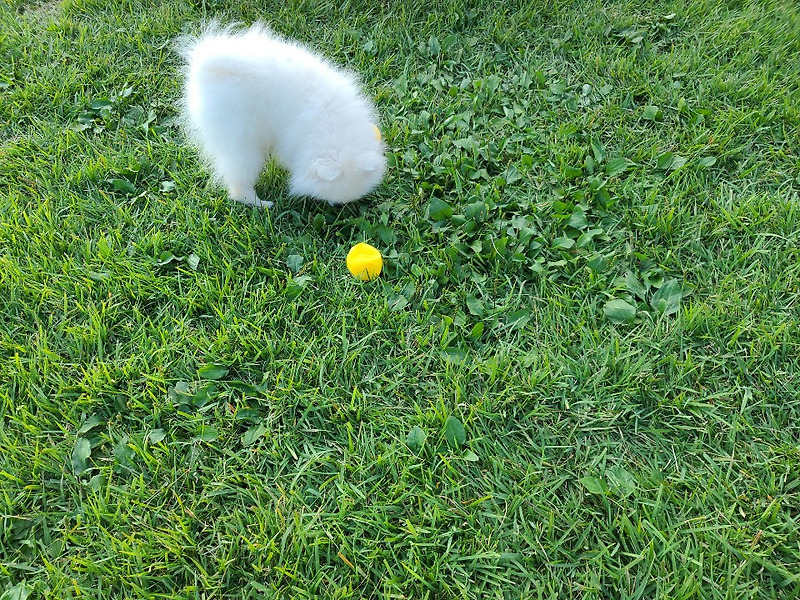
184 24 345 86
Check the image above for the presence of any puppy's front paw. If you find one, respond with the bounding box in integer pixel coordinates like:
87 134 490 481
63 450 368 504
230 188 274 209
252 198 274 209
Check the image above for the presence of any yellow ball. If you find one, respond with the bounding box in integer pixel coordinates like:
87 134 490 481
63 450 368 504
346 242 383 281
372 124 382 142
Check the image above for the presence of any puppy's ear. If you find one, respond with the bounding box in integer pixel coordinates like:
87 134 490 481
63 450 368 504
358 152 384 173
312 157 342 182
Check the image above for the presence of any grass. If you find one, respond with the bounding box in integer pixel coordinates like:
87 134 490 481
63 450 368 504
1 0 799 597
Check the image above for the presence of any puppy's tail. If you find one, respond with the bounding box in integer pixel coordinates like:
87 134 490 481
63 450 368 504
175 21 276 80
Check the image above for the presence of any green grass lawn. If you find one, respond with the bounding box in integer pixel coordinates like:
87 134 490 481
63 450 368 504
1 0 799 597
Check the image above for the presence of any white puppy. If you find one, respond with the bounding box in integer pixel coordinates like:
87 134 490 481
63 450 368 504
178 23 386 208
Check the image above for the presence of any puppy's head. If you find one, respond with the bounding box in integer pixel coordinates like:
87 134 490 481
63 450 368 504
289 122 386 205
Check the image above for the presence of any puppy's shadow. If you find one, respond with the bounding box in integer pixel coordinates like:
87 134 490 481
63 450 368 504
256 161 369 238
254 161 292 207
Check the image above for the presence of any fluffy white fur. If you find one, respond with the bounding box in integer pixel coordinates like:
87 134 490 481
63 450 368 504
178 23 386 208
